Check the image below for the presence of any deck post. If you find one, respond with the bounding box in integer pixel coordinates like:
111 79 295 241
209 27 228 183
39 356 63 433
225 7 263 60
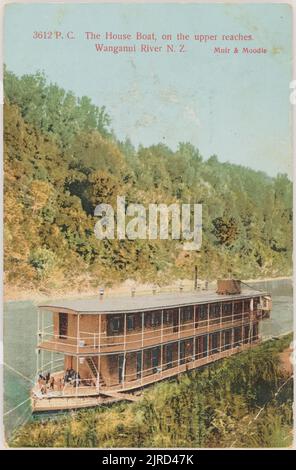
77 313 80 354
231 301 234 349
219 302 222 352
76 355 78 397
40 310 44 374
141 312 144 386
242 300 244 344
160 310 163 376
178 307 181 370
122 352 126 389
36 309 40 375
97 315 101 393
76 314 80 397
206 303 210 362
124 313 127 351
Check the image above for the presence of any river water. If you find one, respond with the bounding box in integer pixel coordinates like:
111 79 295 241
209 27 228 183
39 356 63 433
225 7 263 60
3 279 293 440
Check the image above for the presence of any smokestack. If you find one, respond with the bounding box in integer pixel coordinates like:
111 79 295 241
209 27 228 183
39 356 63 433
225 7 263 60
152 284 157 295
99 288 104 301
194 266 198 290
131 287 136 297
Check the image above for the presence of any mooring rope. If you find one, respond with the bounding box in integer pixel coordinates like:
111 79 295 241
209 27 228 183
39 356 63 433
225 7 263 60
240 280 267 293
14 404 32 427
3 362 35 384
4 397 31 417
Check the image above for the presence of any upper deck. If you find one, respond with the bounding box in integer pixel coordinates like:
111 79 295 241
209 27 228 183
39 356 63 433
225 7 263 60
37 287 271 355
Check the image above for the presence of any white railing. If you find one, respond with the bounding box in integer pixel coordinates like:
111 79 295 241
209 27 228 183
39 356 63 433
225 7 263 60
33 334 260 399
38 310 261 352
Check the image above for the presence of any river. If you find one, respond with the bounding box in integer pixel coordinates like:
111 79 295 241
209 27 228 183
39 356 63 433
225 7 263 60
3 278 293 440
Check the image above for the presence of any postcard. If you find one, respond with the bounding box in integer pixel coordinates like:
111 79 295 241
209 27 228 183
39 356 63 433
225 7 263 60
2 1 294 451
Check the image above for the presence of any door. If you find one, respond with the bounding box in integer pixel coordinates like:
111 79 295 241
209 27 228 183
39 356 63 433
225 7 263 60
197 335 208 358
166 343 173 369
224 330 231 350
152 347 160 373
59 312 68 339
136 351 142 379
180 341 186 364
210 332 219 355
173 309 179 333
118 354 125 383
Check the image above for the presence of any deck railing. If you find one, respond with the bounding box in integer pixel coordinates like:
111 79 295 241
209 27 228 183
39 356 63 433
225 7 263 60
33 335 261 402
37 310 261 354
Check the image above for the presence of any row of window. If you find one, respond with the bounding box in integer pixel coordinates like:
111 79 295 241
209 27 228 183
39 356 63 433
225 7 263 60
116 324 259 380
108 299 259 334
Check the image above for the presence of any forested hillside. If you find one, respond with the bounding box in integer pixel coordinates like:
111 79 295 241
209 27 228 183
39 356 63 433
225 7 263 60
4 69 292 292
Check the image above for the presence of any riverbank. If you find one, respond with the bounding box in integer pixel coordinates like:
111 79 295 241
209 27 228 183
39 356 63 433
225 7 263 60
4 276 292 303
9 333 293 448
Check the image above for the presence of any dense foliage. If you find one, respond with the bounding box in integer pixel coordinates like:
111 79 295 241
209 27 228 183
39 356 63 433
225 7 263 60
4 69 292 292
10 334 293 448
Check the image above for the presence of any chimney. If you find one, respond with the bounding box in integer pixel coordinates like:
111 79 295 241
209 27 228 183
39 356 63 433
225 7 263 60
131 287 136 297
152 284 157 295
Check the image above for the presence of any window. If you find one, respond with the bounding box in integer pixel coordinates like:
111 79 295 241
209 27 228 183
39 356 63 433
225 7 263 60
152 347 160 373
165 343 174 369
196 305 207 327
151 311 161 327
210 303 220 315
144 312 152 328
180 341 186 364
197 304 207 317
58 312 68 339
196 335 208 358
222 303 232 314
253 323 259 341
222 330 232 350
127 315 135 331
210 332 219 355
243 325 250 344
181 305 194 323
110 316 121 334
233 302 242 314
209 303 221 325
222 303 232 323
145 311 161 328
234 327 242 345
244 300 250 312
163 309 173 324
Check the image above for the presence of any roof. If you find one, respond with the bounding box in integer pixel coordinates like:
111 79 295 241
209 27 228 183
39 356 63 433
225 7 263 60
38 288 268 314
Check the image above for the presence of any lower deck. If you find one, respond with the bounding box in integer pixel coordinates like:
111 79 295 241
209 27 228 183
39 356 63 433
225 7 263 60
32 339 259 412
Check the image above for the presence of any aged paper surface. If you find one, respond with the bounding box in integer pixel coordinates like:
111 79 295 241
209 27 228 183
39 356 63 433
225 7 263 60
2 1 293 450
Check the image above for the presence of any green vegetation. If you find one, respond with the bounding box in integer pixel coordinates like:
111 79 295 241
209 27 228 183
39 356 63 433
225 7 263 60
10 334 293 448
4 68 292 292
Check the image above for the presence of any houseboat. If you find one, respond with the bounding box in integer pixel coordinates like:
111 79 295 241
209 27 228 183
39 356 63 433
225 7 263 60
31 279 272 412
